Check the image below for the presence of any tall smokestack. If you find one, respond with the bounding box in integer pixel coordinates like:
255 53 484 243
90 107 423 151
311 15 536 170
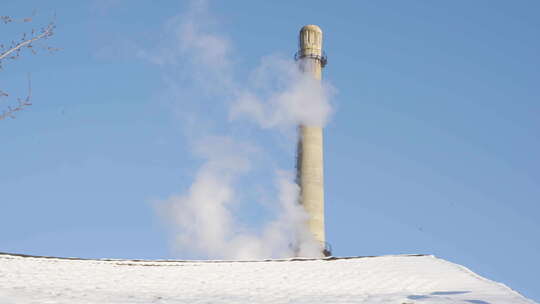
295 25 329 256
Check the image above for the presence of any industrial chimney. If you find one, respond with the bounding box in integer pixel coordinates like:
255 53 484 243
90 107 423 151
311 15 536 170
294 25 330 256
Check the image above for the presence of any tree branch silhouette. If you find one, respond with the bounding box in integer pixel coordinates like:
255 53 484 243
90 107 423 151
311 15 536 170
0 15 57 121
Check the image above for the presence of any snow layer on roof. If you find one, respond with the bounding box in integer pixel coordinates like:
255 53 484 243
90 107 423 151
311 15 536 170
0 253 535 304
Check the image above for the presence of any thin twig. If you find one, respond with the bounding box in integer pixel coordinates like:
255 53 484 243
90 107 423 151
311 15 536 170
1 14 57 121
0 74 32 120
0 22 54 61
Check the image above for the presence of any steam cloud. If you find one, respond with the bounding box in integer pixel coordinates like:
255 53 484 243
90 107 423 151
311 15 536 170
151 0 335 260
231 56 334 129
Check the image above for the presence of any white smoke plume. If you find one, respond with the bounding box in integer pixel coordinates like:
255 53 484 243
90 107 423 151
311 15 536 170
151 0 334 260
157 138 320 259
230 55 334 129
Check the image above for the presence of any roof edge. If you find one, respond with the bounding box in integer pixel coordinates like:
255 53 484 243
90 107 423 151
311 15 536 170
0 251 430 263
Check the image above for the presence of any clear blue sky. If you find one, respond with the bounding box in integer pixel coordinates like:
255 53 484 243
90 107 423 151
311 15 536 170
1 0 539 301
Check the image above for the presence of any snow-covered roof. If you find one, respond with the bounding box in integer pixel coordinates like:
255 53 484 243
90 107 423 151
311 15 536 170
0 252 534 303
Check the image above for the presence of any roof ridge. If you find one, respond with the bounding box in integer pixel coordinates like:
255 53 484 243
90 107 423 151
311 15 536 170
0 251 430 263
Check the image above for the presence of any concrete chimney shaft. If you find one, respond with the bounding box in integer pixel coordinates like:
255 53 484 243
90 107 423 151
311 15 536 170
296 25 326 254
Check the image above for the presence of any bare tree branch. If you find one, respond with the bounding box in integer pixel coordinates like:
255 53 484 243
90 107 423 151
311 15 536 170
0 15 57 121
0 22 54 61
0 75 32 120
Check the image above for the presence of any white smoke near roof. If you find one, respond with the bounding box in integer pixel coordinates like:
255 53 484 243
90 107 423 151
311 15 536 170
156 139 320 259
150 0 334 259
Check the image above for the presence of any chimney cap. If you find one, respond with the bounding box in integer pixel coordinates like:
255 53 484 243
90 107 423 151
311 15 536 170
300 24 322 33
